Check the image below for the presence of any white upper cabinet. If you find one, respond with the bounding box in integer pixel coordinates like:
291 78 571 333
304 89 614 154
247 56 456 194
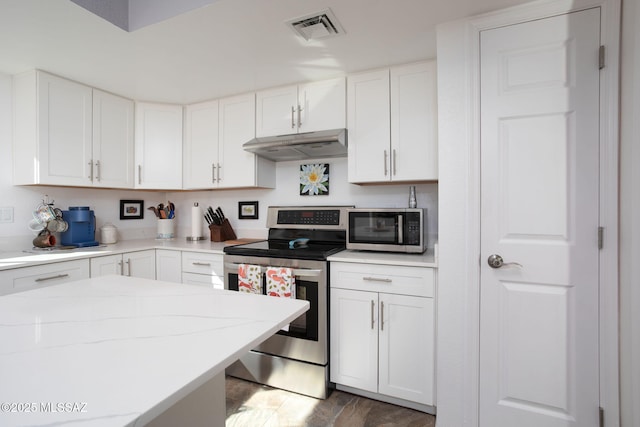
92 89 134 188
13 70 93 187
13 71 135 189
135 102 183 190
256 77 346 138
184 94 274 189
183 100 219 189
218 93 275 188
348 60 438 183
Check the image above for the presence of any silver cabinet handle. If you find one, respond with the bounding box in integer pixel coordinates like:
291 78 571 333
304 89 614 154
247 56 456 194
371 300 375 330
291 106 296 129
192 262 211 266
212 164 216 184
217 163 221 182
392 149 397 176
383 150 388 176
380 300 385 331
487 254 522 269
363 276 392 283
95 160 101 182
138 165 142 185
88 160 94 181
297 105 302 128
35 273 69 283
397 214 403 244
125 259 131 277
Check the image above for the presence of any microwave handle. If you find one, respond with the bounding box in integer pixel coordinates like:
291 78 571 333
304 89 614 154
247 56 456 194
397 214 404 244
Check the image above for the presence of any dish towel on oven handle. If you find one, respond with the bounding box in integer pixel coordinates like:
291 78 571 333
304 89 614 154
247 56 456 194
266 267 296 298
237 264 262 294
266 267 296 332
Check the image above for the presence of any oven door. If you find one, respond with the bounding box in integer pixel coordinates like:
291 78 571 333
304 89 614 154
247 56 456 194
223 254 327 365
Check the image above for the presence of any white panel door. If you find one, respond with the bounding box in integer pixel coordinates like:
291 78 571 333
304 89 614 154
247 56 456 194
156 250 182 283
218 93 257 188
255 85 298 137
329 288 378 393
92 89 134 188
479 9 600 427
299 77 346 133
90 254 123 277
378 293 434 405
183 100 219 189
38 72 92 186
347 69 391 183
123 250 156 280
390 61 438 181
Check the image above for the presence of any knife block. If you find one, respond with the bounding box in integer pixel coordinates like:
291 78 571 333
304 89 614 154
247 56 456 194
209 219 237 242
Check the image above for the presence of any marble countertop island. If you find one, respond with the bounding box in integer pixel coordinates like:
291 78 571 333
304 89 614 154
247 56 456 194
0 276 309 426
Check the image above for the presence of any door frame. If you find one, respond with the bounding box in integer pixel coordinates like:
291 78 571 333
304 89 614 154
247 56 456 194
435 0 620 425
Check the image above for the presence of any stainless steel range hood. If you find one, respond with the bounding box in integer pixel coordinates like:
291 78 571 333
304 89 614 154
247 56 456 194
243 129 347 161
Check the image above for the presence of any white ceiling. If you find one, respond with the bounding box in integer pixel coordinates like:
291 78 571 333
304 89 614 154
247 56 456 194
0 0 531 104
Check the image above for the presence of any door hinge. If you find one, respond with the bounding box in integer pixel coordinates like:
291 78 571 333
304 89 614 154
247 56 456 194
599 406 604 427
598 227 604 250
599 46 605 69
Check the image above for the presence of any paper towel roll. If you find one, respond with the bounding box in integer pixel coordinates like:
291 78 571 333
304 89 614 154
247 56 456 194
191 203 202 238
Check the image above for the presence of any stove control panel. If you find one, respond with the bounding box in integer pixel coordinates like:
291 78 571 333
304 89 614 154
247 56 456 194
267 206 352 230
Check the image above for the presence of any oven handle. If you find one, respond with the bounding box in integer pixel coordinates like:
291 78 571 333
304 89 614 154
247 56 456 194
224 263 323 277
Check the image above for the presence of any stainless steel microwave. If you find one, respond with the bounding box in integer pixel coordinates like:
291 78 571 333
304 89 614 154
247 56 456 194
346 208 427 254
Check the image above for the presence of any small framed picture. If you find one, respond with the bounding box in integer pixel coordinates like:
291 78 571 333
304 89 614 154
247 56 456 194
238 201 259 219
120 200 144 220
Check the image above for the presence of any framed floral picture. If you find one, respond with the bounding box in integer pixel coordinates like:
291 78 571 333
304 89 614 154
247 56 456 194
300 163 329 196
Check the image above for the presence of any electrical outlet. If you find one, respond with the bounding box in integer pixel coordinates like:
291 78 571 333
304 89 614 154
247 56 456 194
0 207 14 223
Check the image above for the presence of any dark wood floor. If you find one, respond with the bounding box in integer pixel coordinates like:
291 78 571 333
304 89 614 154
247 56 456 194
225 376 436 427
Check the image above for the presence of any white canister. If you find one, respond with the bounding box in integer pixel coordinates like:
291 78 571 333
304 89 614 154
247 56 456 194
100 223 118 244
157 219 175 239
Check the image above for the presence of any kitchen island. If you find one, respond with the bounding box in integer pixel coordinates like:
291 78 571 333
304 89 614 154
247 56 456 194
0 276 309 426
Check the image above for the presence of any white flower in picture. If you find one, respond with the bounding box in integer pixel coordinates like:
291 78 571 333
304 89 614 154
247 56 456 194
300 163 329 196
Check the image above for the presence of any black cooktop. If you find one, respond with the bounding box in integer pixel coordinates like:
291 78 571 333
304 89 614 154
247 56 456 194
223 228 346 261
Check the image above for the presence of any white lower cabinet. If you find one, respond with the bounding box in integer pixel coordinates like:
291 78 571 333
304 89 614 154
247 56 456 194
0 259 90 295
90 250 156 279
330 262 435 408
156 249 182 283
181 251 224 289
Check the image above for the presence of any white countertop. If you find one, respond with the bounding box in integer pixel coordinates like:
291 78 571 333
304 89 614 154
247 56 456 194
328 248 437 268
0 276 309 427
0 238 259 272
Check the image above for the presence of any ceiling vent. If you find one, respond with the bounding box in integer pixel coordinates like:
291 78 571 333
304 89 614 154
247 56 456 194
286 9 345 41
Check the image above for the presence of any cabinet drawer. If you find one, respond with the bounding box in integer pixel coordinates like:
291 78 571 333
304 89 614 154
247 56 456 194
182 272 224 290
0 259 90 295
181 252 223 276
330 262 434 297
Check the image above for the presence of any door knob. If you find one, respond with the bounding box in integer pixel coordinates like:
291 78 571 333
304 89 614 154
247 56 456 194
487 254 522 269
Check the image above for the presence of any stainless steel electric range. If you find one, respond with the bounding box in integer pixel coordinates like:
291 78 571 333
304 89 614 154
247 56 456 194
223 205 351 399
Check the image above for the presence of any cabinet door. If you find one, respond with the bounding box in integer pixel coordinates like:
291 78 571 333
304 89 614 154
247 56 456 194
135 102 183 190
378 293 434 405
330 288 379 393
90 254 124 277
390 61 438 181
93 90 134 188
218 93 265 188
299 77 346 133
255 85 298 137
347 69 391 183
123 250 156 280
183 100 219 189
156 250 182 283
38 72 93 186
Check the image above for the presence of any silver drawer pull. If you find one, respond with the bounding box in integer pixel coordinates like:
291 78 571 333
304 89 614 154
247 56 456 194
363 276 392 283
380 300 385 331
193 262 211 266
371 300 375 330
35 273 69 283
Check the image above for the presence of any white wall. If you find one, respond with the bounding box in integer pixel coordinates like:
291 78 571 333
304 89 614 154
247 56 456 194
0 72 438 250
619 0 640 425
